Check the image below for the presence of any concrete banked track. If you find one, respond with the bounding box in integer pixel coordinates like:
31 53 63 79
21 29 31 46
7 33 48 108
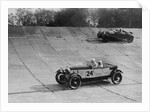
8 26 142 102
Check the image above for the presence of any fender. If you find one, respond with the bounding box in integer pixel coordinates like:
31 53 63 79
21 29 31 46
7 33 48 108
56 69 64 74
56 69 61 73
115 69 123 73
70 73 82 80
110 66 118 70
110 69 123 76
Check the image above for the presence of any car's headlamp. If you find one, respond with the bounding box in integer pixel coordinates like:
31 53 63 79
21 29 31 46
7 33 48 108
59 67 63 71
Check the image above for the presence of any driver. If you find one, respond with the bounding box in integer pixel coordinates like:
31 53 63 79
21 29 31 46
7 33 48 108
91 58 98 68
98 60 103 68
65 66 70 74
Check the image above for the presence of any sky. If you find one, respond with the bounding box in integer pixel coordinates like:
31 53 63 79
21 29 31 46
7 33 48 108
8 8 60 14
8 8 16 14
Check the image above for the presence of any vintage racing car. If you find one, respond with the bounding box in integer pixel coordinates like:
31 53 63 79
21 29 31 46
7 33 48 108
55 61 123 89
97 29 134 43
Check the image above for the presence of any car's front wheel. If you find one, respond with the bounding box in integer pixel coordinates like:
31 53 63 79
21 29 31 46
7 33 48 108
127 37 134 43
111 71 122 84
55 73 66 84
68 75 81 89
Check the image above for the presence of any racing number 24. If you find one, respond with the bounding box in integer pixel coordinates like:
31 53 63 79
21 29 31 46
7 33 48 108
86 71 93 76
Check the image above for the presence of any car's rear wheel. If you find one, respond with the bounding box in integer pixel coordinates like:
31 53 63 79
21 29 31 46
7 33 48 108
111 71 122 84
102 37 108 42
55 73 66 84
127 37 134 43
97 32 100 38
97 32 102 38
68 75 81 89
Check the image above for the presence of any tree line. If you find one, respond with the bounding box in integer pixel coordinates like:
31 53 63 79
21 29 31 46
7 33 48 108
8 8 142 28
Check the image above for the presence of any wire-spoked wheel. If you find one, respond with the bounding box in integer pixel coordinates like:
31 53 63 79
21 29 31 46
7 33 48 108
102 37 108 42
111 71 122 84
127 37 134 43
55 73 66 84
68 75 81 89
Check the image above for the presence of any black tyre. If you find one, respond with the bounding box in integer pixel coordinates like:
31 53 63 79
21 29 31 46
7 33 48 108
55 73 66 84
97 32 101 38
111 71 122 84
68 75 81 89
102 37 108 42
127 37 134 43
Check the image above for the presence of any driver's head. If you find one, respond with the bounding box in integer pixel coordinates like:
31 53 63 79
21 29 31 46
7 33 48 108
98 60 102 65
99 60 102 63
91 58 96 63
66 66 70 71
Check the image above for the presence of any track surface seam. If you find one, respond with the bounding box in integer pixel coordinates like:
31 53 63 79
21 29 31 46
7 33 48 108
106 43 141 71
60 28 88 62
26 36 55 73
41 27 88 66
123 76 142 84
40 28 71 68
67 28 97 60
9 38 54 93
40 27 60 56
98 85 138 102
8 90 43 95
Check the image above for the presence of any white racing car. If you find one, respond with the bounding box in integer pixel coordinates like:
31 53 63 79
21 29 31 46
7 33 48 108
55 60 123 89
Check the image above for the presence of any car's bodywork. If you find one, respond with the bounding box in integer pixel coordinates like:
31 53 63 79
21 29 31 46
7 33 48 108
55 62 123 89
97 29 134 43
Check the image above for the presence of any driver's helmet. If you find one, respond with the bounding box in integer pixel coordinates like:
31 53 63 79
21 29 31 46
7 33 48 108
91 58 96 63
119 29 122 32
98 60 103 67
60 67 63 71
66 66 70 72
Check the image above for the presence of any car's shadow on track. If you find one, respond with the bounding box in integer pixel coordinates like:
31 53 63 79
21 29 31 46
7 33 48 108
85 38 127 44
30 80 111 93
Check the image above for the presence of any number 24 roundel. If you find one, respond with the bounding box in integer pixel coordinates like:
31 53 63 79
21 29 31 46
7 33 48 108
86 71 93 76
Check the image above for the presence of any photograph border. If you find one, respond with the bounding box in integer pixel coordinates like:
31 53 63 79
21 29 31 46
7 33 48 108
1 0 150 111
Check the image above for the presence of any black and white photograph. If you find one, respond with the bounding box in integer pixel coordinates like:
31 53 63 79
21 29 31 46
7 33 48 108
8 8 142 103
1 0 150 111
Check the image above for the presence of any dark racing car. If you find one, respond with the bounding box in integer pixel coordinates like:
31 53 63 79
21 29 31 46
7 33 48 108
55 60 123 89
97 29 134 43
